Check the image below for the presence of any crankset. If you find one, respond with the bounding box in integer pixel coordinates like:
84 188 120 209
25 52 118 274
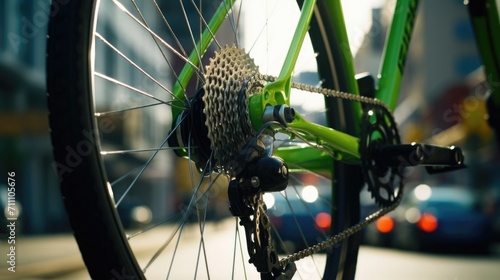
359 104 466 207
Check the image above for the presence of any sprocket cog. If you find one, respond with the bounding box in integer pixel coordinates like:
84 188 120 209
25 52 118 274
360 105 404 207
203 45 265 174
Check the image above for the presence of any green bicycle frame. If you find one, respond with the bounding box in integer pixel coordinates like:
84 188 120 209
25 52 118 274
467 0 500 106
277 0 421 171
170 0 422 172
377 0 419 111
253 0 363 165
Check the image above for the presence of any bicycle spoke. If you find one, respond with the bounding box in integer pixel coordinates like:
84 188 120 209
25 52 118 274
127 212 184 240
95 72 181 108
95 102 166 117
115 130 176 207
189 151 218 279
169 171 214 278
151 0 192 99
180 0 204 77
233 219 248 280
111 0 204 81
286 187 325 277
128 0 190 99
108 111 187 193
245 0 280 56
282 191 314 247
194 193 211 279
94 35 185 106
144 172 209 274
153 0 190 60
278 191 323 279
165 220 187 278
109 165 145 188
141 136 219 276
191 0 230 49
231 0 244 46
100 146 191 156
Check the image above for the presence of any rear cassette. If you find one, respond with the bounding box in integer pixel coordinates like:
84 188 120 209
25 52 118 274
202 45 265 174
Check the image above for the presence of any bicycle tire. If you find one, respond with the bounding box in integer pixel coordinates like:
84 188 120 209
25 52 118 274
46 0 361 279
46 1 145 278
306 1 363 278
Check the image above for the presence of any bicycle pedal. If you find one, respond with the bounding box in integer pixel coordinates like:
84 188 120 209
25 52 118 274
376 142 465 173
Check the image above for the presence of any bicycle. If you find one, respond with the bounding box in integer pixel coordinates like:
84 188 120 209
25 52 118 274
45 0 500 279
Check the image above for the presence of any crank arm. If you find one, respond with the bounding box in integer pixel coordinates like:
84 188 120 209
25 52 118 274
376 142 465 174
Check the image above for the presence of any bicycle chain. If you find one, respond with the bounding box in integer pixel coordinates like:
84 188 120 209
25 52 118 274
203 46 402 273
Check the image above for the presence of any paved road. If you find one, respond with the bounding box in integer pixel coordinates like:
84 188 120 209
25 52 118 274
2 220 499 279
49 244 500 280
356 245 500 280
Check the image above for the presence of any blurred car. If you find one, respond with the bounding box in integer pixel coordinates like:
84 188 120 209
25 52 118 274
265 183 332 253
487 189 500 242
391 184 494 253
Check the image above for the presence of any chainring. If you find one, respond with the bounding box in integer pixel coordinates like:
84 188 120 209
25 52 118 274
360 105 404 207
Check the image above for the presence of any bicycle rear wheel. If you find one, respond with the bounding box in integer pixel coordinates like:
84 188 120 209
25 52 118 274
46 0 361 279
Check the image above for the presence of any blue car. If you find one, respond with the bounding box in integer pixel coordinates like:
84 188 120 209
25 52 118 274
392 184 494 253
265 183 332 253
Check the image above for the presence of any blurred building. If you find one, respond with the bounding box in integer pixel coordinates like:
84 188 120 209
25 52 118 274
403 0 499 189
354 0 499 189
0 0 65 234
0 0 234 234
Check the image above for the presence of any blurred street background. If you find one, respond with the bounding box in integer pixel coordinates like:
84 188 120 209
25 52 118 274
1 0 500 279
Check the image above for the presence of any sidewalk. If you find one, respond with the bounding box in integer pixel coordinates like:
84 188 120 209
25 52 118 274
0 234 87 279
0 223 184 279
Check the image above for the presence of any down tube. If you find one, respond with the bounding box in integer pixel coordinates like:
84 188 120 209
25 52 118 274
376 0 419 111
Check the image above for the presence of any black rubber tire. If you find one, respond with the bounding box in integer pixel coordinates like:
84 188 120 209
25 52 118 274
305 1 363 279
47 0 144 278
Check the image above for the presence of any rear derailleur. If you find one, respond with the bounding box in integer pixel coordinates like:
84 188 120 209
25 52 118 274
227 133 296 280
